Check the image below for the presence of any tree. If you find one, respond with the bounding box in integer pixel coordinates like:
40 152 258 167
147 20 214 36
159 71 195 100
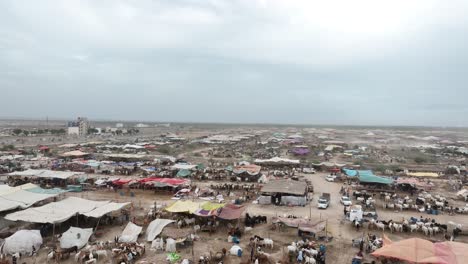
23 130 30 136
375 165 387 173
88 128 99 134
12 129 22 135
0 144 15 151
414 156 427 164
115 129 123 135
157 146 171 155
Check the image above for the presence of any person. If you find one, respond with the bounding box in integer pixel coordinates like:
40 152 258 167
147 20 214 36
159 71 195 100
297 249 304 263
359 240 364 252
317 251 326 264
250 244 255 262
344 206 347 216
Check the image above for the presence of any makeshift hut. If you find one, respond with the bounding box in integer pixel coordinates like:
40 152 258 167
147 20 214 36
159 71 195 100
259 179 308 206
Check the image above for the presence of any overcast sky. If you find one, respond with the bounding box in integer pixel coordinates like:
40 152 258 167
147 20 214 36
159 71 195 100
1 0 468 126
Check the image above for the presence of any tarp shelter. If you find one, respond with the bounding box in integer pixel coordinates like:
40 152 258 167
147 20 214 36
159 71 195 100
272 217 312 228
1 230 43 255
233 164 262 175
193 208 219 217
176 169 191 177
0 185 12 192
165 200 204 214
8 169 84 179
343 169 358 177
217 204 245 220
59 227 93 249
82 202 130 218
119 222 142 243
254 157 300 165
314 162 347 167
5 197 109 224
371 238 468 264
61 150 89 157
146 219 175 242
407 172 439 178
298 221 326 234
292 147 310 156
358 170 393 185
112 179 134 186
201 202 225 211
261 179 307 195
0 183 64 213
139 177 189 188
172 164 197 170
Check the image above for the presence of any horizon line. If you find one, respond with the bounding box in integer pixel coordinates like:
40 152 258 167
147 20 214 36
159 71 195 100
0 116 467 129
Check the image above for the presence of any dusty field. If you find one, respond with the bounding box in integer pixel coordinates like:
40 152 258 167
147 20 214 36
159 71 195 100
7 172 468 264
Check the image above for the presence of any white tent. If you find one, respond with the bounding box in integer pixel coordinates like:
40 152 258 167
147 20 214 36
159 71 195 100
1 190 57 208
146 219 175 242
5 197 109 224
0 183 60 213
59 227 93 249
0 198 23 212
8 169 84 179
118 222 142 243
1 230 42 255
0 185 12 193
82 202 130 218
254 157 300 164
171 164 197 170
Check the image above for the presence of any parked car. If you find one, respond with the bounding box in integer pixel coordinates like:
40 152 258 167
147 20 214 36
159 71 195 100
340 196 352 206
325 174 337 182
318 193 331 209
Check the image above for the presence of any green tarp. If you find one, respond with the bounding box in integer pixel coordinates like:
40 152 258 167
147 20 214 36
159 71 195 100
358 170 393 185
176 169 191 178
26 187 67 194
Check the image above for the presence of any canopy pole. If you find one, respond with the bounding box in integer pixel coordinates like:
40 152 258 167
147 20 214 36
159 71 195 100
94 217 102 235
52 223 56 244
76 214 79 227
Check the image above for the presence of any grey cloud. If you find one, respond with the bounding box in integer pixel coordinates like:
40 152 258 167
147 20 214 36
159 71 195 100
1 0 468 126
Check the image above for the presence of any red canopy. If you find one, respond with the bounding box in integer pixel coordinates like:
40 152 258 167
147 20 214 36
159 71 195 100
112 179 133 186
372 238 468 264
138 177 188 187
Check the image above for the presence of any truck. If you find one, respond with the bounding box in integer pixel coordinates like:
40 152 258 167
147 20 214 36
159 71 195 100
318 193 331 209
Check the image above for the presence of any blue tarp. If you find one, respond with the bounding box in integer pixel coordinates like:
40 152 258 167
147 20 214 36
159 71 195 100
343 169 358 177
357 170 393 185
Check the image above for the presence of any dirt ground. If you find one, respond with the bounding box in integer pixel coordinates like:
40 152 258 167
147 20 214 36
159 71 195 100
9 172 468 264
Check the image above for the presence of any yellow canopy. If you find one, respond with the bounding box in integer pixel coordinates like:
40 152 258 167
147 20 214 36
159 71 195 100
165 200 204 214
407 172 439 178
201 202 225 211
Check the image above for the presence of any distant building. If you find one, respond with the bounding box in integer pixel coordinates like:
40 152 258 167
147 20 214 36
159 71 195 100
116 123 124 128
135 123 149 128
67 117 89 136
